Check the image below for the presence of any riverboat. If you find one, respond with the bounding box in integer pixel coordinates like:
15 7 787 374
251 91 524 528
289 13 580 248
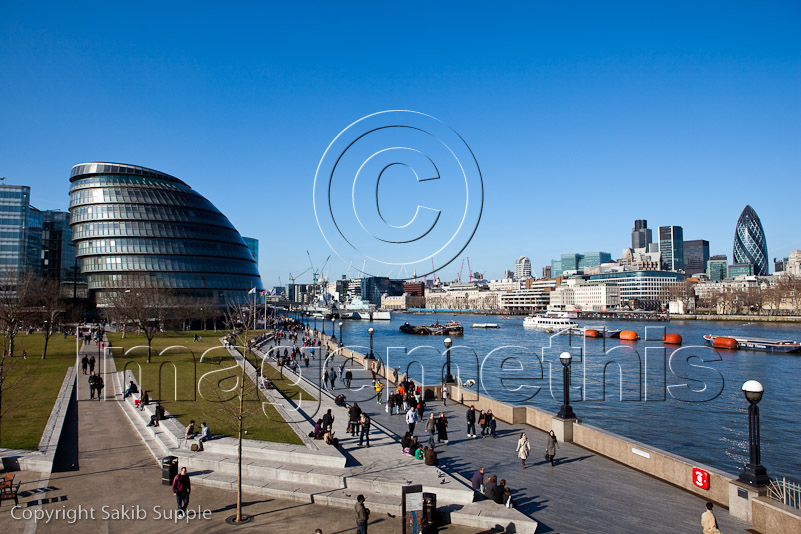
400 321 464 335
471 323 500 329
703 334 801 353
561 327 621 338
523 313 578 330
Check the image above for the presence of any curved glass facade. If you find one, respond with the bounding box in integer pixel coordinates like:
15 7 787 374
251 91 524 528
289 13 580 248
733 205 769 276
69 162 262 306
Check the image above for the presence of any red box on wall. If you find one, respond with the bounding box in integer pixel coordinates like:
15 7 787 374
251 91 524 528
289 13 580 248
693 468 710 490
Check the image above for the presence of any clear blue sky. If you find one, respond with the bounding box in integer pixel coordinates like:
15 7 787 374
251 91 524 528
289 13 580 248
2 1 799 286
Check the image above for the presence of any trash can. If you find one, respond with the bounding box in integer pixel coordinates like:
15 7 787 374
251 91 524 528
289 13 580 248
422 492 437 532
161 456 178 485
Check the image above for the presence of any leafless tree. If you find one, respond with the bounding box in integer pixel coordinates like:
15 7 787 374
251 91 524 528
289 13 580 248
107 286 172 363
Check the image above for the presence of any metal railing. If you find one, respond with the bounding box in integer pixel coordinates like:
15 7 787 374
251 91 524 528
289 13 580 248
768 477 801 510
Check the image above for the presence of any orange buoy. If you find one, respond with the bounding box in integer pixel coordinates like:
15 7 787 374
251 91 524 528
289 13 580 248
713 337 739 350
663 333 682 345
584 329 600 338
619 330 640 341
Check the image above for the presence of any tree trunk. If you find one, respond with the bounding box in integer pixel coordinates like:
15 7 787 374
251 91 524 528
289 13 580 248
42 330 49 359
236 348 246 522
147 339 152 364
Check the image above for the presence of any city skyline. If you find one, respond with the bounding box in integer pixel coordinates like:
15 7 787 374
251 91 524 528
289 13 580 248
2 2 799 286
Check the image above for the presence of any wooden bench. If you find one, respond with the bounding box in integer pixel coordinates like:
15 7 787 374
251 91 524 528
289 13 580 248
0 481 21 506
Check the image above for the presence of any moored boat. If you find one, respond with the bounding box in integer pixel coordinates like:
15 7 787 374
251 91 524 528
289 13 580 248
703 334 801 353
471 323 500 329
561 327 621 338
523 313 578 330
400 321 464 336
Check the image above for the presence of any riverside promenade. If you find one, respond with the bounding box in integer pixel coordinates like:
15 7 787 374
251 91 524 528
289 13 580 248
257 329 754 534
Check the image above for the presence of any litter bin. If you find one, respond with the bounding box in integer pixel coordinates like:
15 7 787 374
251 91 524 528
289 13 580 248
162 456 178 485
422 492 437 532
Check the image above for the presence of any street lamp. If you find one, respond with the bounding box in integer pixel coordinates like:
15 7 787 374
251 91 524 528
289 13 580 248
338 321 343 346
443 337 454 383
556 351 576 419
367 327 375 359
738 380 770 487
330 318 337 343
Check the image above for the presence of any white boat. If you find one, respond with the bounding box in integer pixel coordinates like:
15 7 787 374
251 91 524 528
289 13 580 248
523 313 578 330
471 323 500 329
372 310 392 320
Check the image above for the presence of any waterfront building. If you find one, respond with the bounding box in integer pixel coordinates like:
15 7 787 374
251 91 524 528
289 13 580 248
487 278 520 292
381 293 425 310
242 236 259 264
586 270 685 308
551 251 612 277
425 286 500 311
403 281 425 297
707 255 728 282
658 225 684 271
0 184 42 280
68 162 263 307
787 250 801 276
733 205 769 276
360 277 404 306
542 265 552 278
631 219 652 249
729 262 754 279
548 279 620 311
499 278 560 314
683 239 709 276
514 256 531 280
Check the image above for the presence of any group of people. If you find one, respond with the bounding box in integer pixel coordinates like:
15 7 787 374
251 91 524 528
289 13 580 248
400 432 439 466
184 420 212 451
88 371 104 399
80 354 97 375
471 467 517 508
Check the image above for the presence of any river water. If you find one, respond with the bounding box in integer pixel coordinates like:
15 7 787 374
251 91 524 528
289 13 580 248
324 312 801 481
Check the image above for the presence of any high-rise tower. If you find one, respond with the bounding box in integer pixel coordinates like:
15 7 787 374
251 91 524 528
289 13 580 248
733 205 769 276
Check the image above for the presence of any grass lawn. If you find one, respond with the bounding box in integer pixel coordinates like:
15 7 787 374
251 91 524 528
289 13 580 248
108 330 307 445
1 333 80 450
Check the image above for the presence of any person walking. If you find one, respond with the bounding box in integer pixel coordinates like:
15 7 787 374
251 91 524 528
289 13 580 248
354 494 370 534
88 372 98 400
349 403 362 437
466 405 477 438
374 381 384 404
88 355 96 374
442 385 448 406
489 414 497 438
344 368 352 388
545 430 560 466
330 368 337 390
516 432 531 469
436 412 449 444
406 406 419 435
81 355 88 375
323 368 330 391
358 413 371 447
701 502 722 534
172 467 191 517
425 413 436 447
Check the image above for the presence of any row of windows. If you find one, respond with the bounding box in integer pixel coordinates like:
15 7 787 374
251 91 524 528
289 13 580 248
71 221 244 242
70 204 233 228
0 205 25 213
80 254 259 275
70 174 188 193
71 164 180 182
77 238 254 260
69 187 215 212
87 272 262 291
0 190 28 199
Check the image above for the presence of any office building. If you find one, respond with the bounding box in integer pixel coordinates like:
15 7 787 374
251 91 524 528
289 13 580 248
586 270 685 307
729 263 754 279
0 184 43 280
549 279 620 311
542 265 552 278
733 205 769 276
242 237 259 264
659 226 684 271
786 250 801 276
68 162 262 307
403 281 426 296
707 255 728 282
631 219 652 249
551 251 612 277
514 256 531 280
683 239 709 276
360 277 404 306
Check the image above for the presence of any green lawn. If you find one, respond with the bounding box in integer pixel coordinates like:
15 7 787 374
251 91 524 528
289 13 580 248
1 333 80 450
108 331 305 445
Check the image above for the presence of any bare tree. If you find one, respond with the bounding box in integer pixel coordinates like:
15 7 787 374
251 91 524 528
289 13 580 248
107 286 172 363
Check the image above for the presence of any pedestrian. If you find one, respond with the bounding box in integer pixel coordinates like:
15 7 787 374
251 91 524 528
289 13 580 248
516 432 531 469
471 467 485 492
349 403 362 436
88 371 98 399
425 413 436 447
330 368 337 390
358 413 371 447
545 430 559 466
345 368 352 388
466 405 477 438
387 392 396 415
489 414 497 438
172 467 191 518
88 355 96 374
375 381 383 404
478 410 487 437
323 368 330 391
406 406 419 435
354 494 370 534
436 412 449 444
442 386 448 406
81 355 88 374
701 502 721 534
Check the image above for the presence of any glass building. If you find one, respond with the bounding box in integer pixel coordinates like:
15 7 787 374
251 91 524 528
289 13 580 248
0 184 43 280
733 205 769 276
658 225 684 271
360 277 404 306
551 251 612 277
68 162 262 306
707 255 728 282
683 239 709 276
242 236 259 264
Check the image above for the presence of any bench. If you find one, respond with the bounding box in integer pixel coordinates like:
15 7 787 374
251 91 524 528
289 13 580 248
0 481 20 506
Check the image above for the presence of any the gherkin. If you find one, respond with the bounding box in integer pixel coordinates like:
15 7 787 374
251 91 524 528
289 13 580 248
733 205 769 276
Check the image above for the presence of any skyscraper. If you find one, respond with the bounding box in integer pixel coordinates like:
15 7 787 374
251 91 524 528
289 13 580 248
707 255 728 282
683 239 709 276
632 219 652 249
514 256 531 280
0 184 43 280
733 205 769 276
659 226 684 271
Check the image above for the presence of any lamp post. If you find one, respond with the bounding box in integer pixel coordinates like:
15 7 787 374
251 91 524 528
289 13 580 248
367 327 375 359
330 318 337 343
314 315 317 333
738 380 770 487
556 351 576 419
322 315 326 336
443 337 454 383
338 321 343 346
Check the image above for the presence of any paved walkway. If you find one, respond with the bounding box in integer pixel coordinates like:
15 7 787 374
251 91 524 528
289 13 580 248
259 331 752 534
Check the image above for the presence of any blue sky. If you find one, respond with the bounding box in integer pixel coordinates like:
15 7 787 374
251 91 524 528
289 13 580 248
1 1 799 286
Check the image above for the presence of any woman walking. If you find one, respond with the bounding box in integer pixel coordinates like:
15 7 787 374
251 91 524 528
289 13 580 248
545 430 560 466
515 432 531 469
436 412 449 444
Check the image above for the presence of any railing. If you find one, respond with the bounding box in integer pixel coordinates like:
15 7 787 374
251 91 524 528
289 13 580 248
768 477 801 510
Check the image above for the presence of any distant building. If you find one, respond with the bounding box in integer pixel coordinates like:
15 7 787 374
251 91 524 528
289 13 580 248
242 237 259 264
787 250 801 276
549 279 620 311
683 239 709 276
542 265 552 278
551 251 612 277
403 281 426 296
360 277 404 306
707 255 728 282
499 278 560 314
631 219 652 249
586 270 685 307
774 258 786 273
733 205 769 276
658 226 684 271
514 256 531 280
503 269 514 280
425 286 500 311
487 278 520 292
381 293 425 310
619 247 661 270
729 263 754 279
